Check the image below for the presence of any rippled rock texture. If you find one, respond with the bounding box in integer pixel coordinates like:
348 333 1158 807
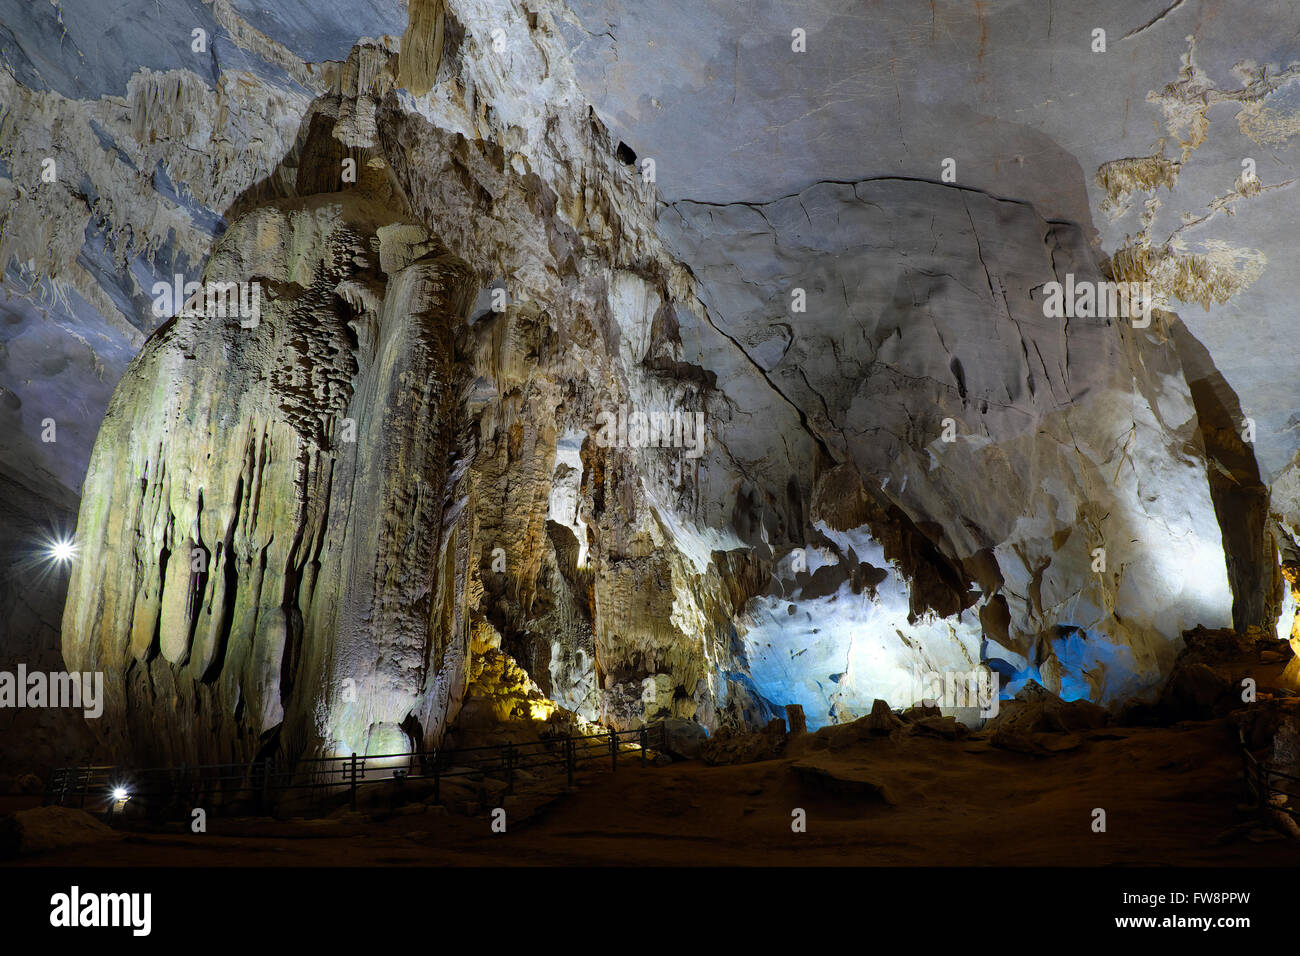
54 18 777 764
2 0 1293 767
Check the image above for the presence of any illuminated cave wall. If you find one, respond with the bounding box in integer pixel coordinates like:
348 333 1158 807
3 0 1298 767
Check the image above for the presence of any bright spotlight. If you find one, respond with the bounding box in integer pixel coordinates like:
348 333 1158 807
112 787 128 802
47 537 77 564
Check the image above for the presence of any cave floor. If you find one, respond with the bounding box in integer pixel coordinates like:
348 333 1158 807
8 716 1298 866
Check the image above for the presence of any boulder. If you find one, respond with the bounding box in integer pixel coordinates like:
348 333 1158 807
863 699 904 735
990 729 1051 756
900 703 943 722
649 718 709 760
984 680 1110 735
0 806 122 859
910 715 967 740
700 722 787 765
1159 662 1238 720
785 704 807 736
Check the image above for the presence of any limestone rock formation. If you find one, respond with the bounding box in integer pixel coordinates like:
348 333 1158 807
61 190 479 765
662 179 1236 718
1 0 1295 772
54 20 779 764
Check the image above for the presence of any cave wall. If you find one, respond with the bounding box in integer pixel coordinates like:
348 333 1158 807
1 0 1288 767
54 20 786 762
662 179 1235 718
59 191 479 765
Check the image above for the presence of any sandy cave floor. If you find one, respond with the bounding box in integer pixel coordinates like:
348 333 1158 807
5 718 1298 867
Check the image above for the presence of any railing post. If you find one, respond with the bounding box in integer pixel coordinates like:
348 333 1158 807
433 751 441 805
565 735 574 787
506 742 515 795
349 752 358 811
610 728 618 772
640 727 648 767
1241 747 1249 804
661 720 668 752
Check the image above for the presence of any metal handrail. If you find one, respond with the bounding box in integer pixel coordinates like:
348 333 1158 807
42 723 667 816
1239 729 1300 823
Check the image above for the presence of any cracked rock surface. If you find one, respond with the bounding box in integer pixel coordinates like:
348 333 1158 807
0 0 1295 768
